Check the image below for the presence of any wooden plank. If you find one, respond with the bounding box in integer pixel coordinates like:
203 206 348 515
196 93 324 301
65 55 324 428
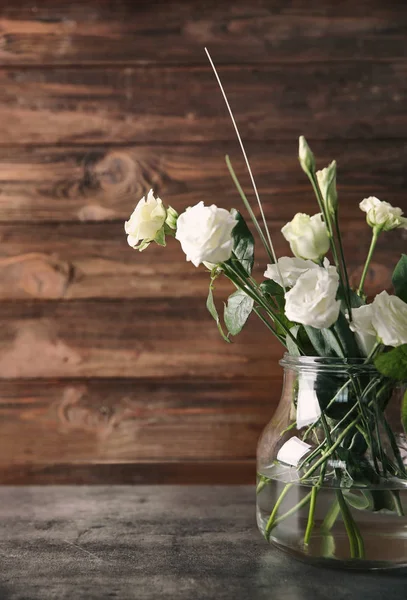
1 64 407 143
0 379 274 465
0 221 401 300
0 142 406 223
0 461 256 484
1 0 407 65
0 298 284 379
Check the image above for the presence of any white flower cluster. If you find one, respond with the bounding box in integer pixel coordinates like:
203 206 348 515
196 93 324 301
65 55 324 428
360 197 407 232
125 187 407 348
265 256 340 329
126 193 237 267
351 291 407 350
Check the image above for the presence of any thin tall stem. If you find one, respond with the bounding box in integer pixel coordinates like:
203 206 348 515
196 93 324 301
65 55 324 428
226 156 275 265
334 213 353 320
205 48 286 291
357 229 380 296
308 175 352 316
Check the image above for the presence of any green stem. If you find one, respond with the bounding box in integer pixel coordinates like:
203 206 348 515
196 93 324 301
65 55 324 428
357 229 380 296
226 156 275 266
307 174 352 317
304 484 318 545
270 491 313 530
299 376 384 471
321 499 340 532
334 213 352 320
330 326 346 357
379 411 407 477
264 483 294 540
223 262 306 354
300 414 362 482
253 307 285 345
335 490 364 559
256 475 269 495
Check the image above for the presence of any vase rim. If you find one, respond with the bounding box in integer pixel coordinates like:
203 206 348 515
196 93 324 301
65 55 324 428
280 353 379 373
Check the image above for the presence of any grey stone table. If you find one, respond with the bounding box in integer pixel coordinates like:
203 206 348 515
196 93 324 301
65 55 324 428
0 486 405 599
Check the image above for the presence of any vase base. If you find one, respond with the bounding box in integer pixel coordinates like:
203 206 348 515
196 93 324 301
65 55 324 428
269 537 407 571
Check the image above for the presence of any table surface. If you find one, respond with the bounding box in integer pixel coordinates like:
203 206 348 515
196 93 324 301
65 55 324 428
0 485 405 600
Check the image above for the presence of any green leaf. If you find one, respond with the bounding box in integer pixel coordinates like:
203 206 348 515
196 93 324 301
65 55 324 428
260 280 285 310
286 325 314 356
224 290 254 336
286 325 302 356
374 345 407 381
348 289 365 309
392 254 407 303
402 389 407 436
229 209 254 275
343 490 370 511
304 326 344 357
154 227 166 247
332 312 361 358
259 279 294 336
206 277 230 344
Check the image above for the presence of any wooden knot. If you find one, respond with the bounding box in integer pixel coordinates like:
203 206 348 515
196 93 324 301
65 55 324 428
0 253 75 299
89 151 138 193
57 386 118 438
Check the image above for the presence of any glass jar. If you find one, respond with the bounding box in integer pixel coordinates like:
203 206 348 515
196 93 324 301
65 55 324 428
256 355 407 569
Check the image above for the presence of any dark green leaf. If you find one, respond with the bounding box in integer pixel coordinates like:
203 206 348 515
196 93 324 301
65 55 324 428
402 389 407 436
304 326 344 357
364 490 399 512
332 312 361 358
259 279 294 336
348 290 365 309
260 280 285 310
260 279 285 298
206 278 230 344
286 325 302 356
224 290 254 336
229 209 254 275
392 254 407 303
374 345 407 381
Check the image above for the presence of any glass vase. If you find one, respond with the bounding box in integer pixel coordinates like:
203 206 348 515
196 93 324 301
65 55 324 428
256 355 407 569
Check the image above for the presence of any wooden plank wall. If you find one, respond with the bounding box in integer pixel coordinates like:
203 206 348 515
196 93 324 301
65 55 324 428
0 0 406 483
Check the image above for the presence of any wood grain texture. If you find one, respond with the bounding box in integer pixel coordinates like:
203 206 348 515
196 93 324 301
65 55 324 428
0 461 256 484
0 298 283 379
0 379 274 464
1 0 407 482
0 142 406 223
1 64 407 144
0 221 402 300
1 0 407 65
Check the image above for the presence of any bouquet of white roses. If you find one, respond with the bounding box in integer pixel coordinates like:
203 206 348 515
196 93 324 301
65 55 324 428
124 53 407 561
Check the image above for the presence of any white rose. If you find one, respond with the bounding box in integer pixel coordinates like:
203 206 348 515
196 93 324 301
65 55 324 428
359 197 407 232
350 291 407 348
285 265 340 329
372 291 407 347
281 213 330 262
175 201 237 267
264 256 319 288
348 304 377 356
125 189 166 249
